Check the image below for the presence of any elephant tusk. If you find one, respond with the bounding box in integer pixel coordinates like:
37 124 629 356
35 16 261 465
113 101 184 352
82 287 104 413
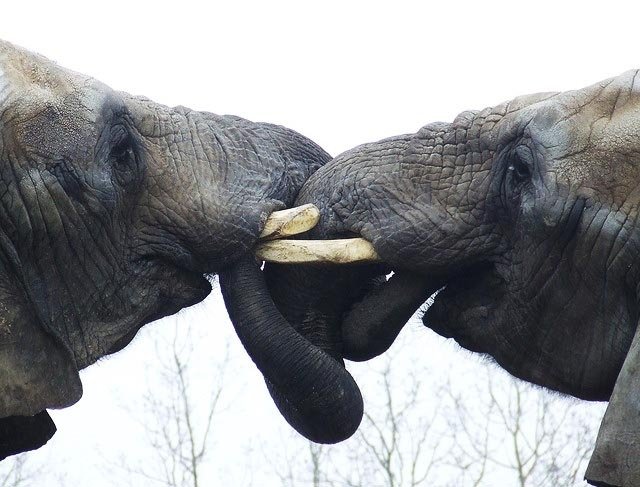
256 238 381 264
259 204 320 240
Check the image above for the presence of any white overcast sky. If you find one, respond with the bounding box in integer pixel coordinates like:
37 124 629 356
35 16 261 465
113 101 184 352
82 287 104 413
1 1 638 485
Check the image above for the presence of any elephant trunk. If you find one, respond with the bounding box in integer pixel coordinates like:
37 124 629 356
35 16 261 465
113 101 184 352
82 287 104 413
219 256 363 443
341 271 442 361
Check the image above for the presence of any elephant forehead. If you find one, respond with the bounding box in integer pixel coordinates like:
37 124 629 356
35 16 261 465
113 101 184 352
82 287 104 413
0 63 8 108
0 45 113 163
517 72 640 195
0 41 107 127
526 70 640 136
1 40 84 91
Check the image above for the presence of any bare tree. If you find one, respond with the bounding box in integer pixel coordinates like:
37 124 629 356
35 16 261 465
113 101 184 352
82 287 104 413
445 367 604 487
268 331 605 487
268 340 448 487
0 451 60 487
341 361 447 487
271 433 331 487
0 453 49 487
114 320 228 487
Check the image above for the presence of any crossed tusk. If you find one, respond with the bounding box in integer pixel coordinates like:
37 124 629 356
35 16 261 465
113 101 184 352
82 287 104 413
258 204 381 264
256 238 381 264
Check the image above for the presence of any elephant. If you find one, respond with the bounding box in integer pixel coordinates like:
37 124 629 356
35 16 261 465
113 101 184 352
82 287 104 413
0 40 369 460
238 71 640 486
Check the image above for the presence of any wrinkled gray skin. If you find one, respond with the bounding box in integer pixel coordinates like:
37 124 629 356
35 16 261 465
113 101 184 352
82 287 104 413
0 41 335 458
263 71 640 486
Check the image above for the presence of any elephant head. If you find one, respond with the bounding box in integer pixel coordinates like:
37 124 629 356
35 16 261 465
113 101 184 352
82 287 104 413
254 71 640 485
0 40 367 458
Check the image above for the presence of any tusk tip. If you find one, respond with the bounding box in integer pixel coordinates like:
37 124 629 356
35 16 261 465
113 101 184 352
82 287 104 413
259 204 321 240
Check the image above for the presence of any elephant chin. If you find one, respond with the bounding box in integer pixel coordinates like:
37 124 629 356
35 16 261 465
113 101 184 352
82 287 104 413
219 257 364 444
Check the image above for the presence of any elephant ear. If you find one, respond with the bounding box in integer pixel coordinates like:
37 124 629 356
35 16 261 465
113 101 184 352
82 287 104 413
586 323 640 486
0 412 56 459
0 289 82 456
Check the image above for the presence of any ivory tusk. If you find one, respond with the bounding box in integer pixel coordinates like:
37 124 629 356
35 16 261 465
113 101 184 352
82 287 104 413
255 238 381 264
259 204 320 240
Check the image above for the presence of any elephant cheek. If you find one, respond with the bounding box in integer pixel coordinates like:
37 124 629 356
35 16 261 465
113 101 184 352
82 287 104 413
424 268 505 354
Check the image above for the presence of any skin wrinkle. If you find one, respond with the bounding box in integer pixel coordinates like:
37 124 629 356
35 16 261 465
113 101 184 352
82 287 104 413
41 183 99 309
43 176 105 290
51 157 126 286
528 260 583 363
7 153 35 248
614 213 640 291
554 199 585 266
188 120 210 220
27 172 92 353
141 135 190 231
602 207 630 273
263 129 292 198
525 207 582 300
0 68 10 119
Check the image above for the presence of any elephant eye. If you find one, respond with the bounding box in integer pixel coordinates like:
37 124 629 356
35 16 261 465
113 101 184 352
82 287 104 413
500 145 534 211
110 136 136 167
507 147 532 185
108 124 143 187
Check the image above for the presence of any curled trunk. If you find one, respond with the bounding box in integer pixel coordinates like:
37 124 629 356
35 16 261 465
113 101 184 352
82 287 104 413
219 257 363 443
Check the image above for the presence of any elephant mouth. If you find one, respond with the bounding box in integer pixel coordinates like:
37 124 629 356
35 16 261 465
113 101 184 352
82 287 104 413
338 268 443 361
